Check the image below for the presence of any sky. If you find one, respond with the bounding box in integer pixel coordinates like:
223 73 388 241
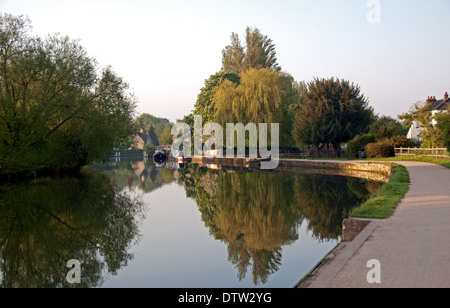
1 0 449 123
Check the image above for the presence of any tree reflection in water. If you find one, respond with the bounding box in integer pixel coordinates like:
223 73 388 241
0 169 145 288
180 165 380 285
0 159 380 287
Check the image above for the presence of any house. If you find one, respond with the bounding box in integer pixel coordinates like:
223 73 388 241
407 92 449 142
130 128 159 150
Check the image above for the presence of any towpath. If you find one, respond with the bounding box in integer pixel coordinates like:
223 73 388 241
302 161 450 288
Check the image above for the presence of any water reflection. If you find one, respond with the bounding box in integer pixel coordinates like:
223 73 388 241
0 159 381 287
294 174 381 241
0 170 144 288
174 166 379 285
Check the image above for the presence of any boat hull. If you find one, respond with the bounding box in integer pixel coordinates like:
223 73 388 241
153 153 168 163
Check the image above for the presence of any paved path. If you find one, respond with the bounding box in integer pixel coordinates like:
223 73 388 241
304 161 450 288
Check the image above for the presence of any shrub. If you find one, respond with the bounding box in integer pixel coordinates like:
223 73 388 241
382 135 410 148
346 134 376 158
365 142 395 158
144 143 156 155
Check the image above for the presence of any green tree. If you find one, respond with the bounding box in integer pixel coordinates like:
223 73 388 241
369 116 408 141
293 77 375 152
135 113 170 137
213 68 299 148
0 14 136 176
159 124 174 145
148 124 159 146
436 108 450 152
192 71 240 124
399 102 444 148
222 27 280 74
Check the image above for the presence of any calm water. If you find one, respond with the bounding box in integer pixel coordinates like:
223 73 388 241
0 159 381 288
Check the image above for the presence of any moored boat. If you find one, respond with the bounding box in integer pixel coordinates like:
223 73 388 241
153 150 168 163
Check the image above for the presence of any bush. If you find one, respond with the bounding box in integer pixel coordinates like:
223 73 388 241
382 135 410 148
365 142 395 158
346 134 376 158
144 143 156 155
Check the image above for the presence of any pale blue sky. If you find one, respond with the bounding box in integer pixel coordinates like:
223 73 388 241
1 0 449 122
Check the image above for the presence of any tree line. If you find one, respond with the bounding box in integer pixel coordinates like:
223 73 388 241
184 26 377 153
2 14 447 178
0 14 136 178
184 26 450 157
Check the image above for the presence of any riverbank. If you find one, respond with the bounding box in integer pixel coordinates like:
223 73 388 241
192 156 394 182
298 161 450 288
193 157 403 218
369 156 450 169
276 159 392 182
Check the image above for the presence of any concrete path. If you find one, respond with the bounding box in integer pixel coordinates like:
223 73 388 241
303 161 450 288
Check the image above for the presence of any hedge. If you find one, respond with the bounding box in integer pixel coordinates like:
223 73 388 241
365 142 395 158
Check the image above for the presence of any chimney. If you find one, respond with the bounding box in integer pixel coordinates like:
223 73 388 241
445 92 449 100
426 96 437 105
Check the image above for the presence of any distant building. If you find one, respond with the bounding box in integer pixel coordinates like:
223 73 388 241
130 128 159 150
407 92 449 142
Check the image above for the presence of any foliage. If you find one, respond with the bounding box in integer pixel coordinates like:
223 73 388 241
382 135 411 148
436 109 450 152
159 124 174 145
369 116 408 140
365 142 395 158
192 71 240 124
346 116 410 159
214 68 300 148
147 124 159 146
0 14 136 176
144 143 155 155
222 27 280 74
293 77 375 151
398 101 444 148
135 113 171 138
346 134 375 159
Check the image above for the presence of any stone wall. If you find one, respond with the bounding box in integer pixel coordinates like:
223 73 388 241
276 160 392 182
190 158 392 182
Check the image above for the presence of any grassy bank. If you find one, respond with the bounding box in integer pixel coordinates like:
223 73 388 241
369 156 450 169
350 163 410 219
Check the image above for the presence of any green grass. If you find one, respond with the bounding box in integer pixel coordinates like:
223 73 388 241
283 155 450 168
350 163 410 219
369 156 450 169
281 157 348 161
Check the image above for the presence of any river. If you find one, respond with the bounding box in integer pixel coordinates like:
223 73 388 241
0 159 381 288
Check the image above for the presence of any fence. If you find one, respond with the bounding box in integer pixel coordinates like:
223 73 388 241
395 147 449 158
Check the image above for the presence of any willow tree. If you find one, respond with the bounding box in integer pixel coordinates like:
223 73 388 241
222 27 280 74
214 68 299 148
0 14 136 176
192 71 240 124
293 77 375 152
